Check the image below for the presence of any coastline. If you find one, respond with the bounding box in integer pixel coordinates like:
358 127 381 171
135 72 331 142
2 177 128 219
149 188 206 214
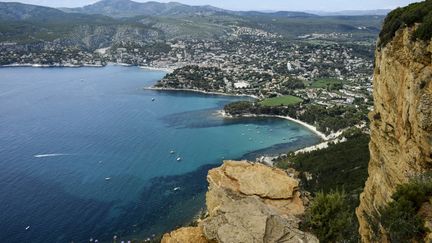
144 87 260 99
218 110 328 141
139 66 174 73
0 63 174 72
0 63 105 68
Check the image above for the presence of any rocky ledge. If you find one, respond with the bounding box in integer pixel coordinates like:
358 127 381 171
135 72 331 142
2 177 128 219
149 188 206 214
162 160 318 243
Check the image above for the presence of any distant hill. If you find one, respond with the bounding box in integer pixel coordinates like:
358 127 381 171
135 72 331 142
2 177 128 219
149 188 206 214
61 0 229 18
0 2 76 21
62 0 315 18
0 2 112 22
238 11 316 18
308 9 391 16
0 1 384 49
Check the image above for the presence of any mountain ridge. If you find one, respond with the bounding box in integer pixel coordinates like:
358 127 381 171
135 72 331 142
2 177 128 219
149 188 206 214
60 0 316 18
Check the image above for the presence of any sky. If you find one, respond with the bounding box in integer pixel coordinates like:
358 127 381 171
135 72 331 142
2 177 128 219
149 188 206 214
1 0 421 11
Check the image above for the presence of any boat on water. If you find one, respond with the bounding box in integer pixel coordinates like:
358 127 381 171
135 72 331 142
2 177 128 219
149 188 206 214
170 150 175 154
105 177 111 181
152 98 155 101
25 226 30 230
176 157 182 161
173 187 181 191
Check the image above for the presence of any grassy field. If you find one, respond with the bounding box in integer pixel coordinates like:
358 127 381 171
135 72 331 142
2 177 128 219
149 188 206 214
310 78 343 89
260 95 303 106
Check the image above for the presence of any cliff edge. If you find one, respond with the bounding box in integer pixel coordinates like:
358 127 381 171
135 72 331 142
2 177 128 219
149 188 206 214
356 4 432 241
162 160 318 243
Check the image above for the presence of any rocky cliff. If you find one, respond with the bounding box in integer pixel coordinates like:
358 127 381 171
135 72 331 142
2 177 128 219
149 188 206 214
356 24 432 241
162 160 318 243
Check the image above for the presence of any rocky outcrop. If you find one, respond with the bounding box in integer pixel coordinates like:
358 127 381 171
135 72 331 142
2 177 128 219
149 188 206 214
161 226 210 243
356 25 432 242
162 160 318 243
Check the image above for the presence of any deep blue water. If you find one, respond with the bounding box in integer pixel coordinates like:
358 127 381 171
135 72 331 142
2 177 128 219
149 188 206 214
0 65 320 242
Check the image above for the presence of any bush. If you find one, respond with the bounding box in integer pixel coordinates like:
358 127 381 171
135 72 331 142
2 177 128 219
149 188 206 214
303 190 355 242
379 0 432 47
380 177 432 242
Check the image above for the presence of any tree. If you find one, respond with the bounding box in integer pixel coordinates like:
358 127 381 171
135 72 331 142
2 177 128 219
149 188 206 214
303 190 355 242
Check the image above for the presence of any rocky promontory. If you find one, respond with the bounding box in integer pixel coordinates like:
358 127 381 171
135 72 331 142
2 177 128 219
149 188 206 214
162 160 318 243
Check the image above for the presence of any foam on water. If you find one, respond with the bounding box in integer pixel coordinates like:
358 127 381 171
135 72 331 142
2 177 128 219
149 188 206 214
33 153 70 158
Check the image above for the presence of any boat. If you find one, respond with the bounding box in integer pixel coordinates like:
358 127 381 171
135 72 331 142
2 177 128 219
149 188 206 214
152 98 155 101
105 177 111 181
25 226 30 230
170 150 175 154
173 187 181 191
176 157 182 161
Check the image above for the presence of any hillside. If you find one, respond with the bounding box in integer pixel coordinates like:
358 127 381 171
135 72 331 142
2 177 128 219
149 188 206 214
0 1 385 48
62 0 316 18
62 0 228 18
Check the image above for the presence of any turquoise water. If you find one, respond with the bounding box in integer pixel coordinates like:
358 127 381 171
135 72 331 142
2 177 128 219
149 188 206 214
0 65 320 242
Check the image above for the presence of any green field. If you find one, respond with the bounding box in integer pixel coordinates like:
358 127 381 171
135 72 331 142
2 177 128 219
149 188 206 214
260 95 303 106
310 78 344 89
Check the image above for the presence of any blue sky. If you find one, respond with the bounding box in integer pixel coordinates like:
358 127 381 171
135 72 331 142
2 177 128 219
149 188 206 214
1 0 421 11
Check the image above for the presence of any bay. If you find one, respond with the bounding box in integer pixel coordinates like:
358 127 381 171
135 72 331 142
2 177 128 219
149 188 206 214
0 65 320 242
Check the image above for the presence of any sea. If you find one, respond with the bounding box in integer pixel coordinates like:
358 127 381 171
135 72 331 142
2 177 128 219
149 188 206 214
0 65 320 242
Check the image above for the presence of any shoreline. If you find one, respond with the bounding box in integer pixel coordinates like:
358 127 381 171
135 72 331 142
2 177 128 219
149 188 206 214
0 63 174 72
218 110 328 141
0 63 105 68
144 87 260 99
138 66 174 73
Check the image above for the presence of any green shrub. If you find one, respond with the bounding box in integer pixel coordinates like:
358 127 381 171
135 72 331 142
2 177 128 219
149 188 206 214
379 0 432 47
380 177 432 242
303 190 354 242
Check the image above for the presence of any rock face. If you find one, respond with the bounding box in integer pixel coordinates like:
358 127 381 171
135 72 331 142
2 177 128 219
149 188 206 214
356 25 432 242
161 160 318 243
161 226 209 243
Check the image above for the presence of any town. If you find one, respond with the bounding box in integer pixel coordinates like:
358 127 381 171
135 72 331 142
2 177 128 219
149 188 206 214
1 25 375 134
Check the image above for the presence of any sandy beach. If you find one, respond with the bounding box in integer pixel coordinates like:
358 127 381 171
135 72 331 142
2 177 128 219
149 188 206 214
218 110 328 141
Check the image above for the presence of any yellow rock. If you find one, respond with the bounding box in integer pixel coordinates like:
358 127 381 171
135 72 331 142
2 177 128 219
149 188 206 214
161 226 209 243
356 26 432 242
162 160 318 243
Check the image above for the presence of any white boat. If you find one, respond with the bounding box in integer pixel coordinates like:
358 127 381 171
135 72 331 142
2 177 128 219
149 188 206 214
25 226 30 230
177 157 182 161
173 187 181 191
105 177 111 181
170 150 175 154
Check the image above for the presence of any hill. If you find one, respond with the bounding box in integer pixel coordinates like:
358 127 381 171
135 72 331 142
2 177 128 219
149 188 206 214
62 0 229 18
62 0 315 18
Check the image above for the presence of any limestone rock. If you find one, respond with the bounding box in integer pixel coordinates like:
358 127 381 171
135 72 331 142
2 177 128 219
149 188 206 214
202 160 316 243
161 226 209 243
163 160 318 243
356 25 432 242
206 160 305 217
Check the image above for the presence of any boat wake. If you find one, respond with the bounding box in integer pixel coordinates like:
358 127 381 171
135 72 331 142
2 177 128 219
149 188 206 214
33 153 70 158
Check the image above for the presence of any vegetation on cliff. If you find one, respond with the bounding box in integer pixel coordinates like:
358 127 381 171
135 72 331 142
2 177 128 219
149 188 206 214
303 191 354 242
276 133 370 242
378 177 432 242
379 0 432 47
